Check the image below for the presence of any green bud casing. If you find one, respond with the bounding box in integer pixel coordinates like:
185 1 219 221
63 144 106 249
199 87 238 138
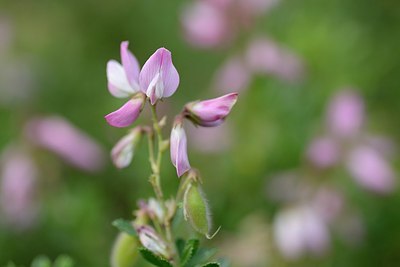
183 183 212 236
111 232 139 267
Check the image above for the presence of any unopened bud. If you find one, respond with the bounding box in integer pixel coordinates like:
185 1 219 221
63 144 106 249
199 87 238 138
111 232 139 267
184 93 238 127
137 226 169 258
183 182 213 237
170 119 191 177
111 127 142 168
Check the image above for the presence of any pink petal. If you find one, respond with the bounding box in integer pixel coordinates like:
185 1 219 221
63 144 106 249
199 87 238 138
347 145 395 194
139 48 180 104
107 60 137 98
120 41 140 90
327 90 364 138
105 96 144 128
170 124 191 177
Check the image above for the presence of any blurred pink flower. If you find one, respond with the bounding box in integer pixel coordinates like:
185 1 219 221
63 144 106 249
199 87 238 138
245 37 305 83
306 136 340 168
26 116 105 172
327 90 364 138
347 145 395 194
312 187 344 223
273 205 329 260
182 1 232 48
213 56 251 94
0 146 38 230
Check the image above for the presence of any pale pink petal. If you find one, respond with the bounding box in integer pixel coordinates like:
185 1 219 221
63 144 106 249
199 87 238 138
120 41 140 90
107 60 136 98
327 90 364 138
105 96 144 128
170 124 191 177
139 48 180 104
111 127 142 168
347 145 395 194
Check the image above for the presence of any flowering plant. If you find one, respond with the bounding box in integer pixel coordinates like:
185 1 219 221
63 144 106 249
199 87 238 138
106 42 238 267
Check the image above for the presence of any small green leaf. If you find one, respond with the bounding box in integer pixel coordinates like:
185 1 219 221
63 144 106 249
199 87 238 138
31 256 51 267
53 255 74 267
138 247 173 267
201 263 220 267
187 248 217 267
112 219 137 236
181 239 200 266
175 238 186 258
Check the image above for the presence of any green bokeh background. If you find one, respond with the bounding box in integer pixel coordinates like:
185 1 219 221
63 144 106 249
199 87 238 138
1 0 400 266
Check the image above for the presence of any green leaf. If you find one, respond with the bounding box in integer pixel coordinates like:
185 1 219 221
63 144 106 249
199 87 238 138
181 239 200 266
215 258 229 267
138 247 173 267
175 238 186 258
5 262 17 267
31 256 51 267
53 255 74 267
200 263 220 267
187 248 217 267
112 219 137 236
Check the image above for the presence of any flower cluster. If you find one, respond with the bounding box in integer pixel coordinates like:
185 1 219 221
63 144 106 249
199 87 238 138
105 42 238 267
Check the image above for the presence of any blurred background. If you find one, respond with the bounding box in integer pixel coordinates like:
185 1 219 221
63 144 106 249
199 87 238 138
1 0 400 266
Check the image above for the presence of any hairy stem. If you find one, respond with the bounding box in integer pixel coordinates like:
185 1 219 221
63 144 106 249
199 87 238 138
148 103 179 265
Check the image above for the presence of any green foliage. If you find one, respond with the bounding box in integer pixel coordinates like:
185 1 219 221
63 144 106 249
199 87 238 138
200 263 219 267
138 247 173 267
112 219 137 237
31 256 51 267
111 233 139 267
181 239 200 266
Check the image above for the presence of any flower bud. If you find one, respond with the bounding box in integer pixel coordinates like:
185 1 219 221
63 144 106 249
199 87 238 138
170 120 191 177
111 232 139 267
184 93 238 127
137 226 169 259
111 127 142 169
183 182 212 237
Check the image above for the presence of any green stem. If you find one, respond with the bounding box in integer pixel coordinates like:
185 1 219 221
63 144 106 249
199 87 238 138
148 103 179 266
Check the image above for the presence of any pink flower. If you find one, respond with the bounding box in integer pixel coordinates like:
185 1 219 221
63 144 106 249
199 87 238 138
327 90 364 138
213 56 251 94
347 145 395 194
170 121 191 177
105 93 146 128
181 1 232 48
0 146 38 230
137 225 169 258
245 37 305 83
106 41 146 127
273 206 330 260
111 127 142 169
185 93 238 127
26 116 105 172
306 136 340 169
139 48 180 105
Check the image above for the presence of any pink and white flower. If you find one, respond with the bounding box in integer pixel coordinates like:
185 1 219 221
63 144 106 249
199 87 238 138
185 93 238 127
106 41 146 127
170 120 191 177
139 48 180 105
